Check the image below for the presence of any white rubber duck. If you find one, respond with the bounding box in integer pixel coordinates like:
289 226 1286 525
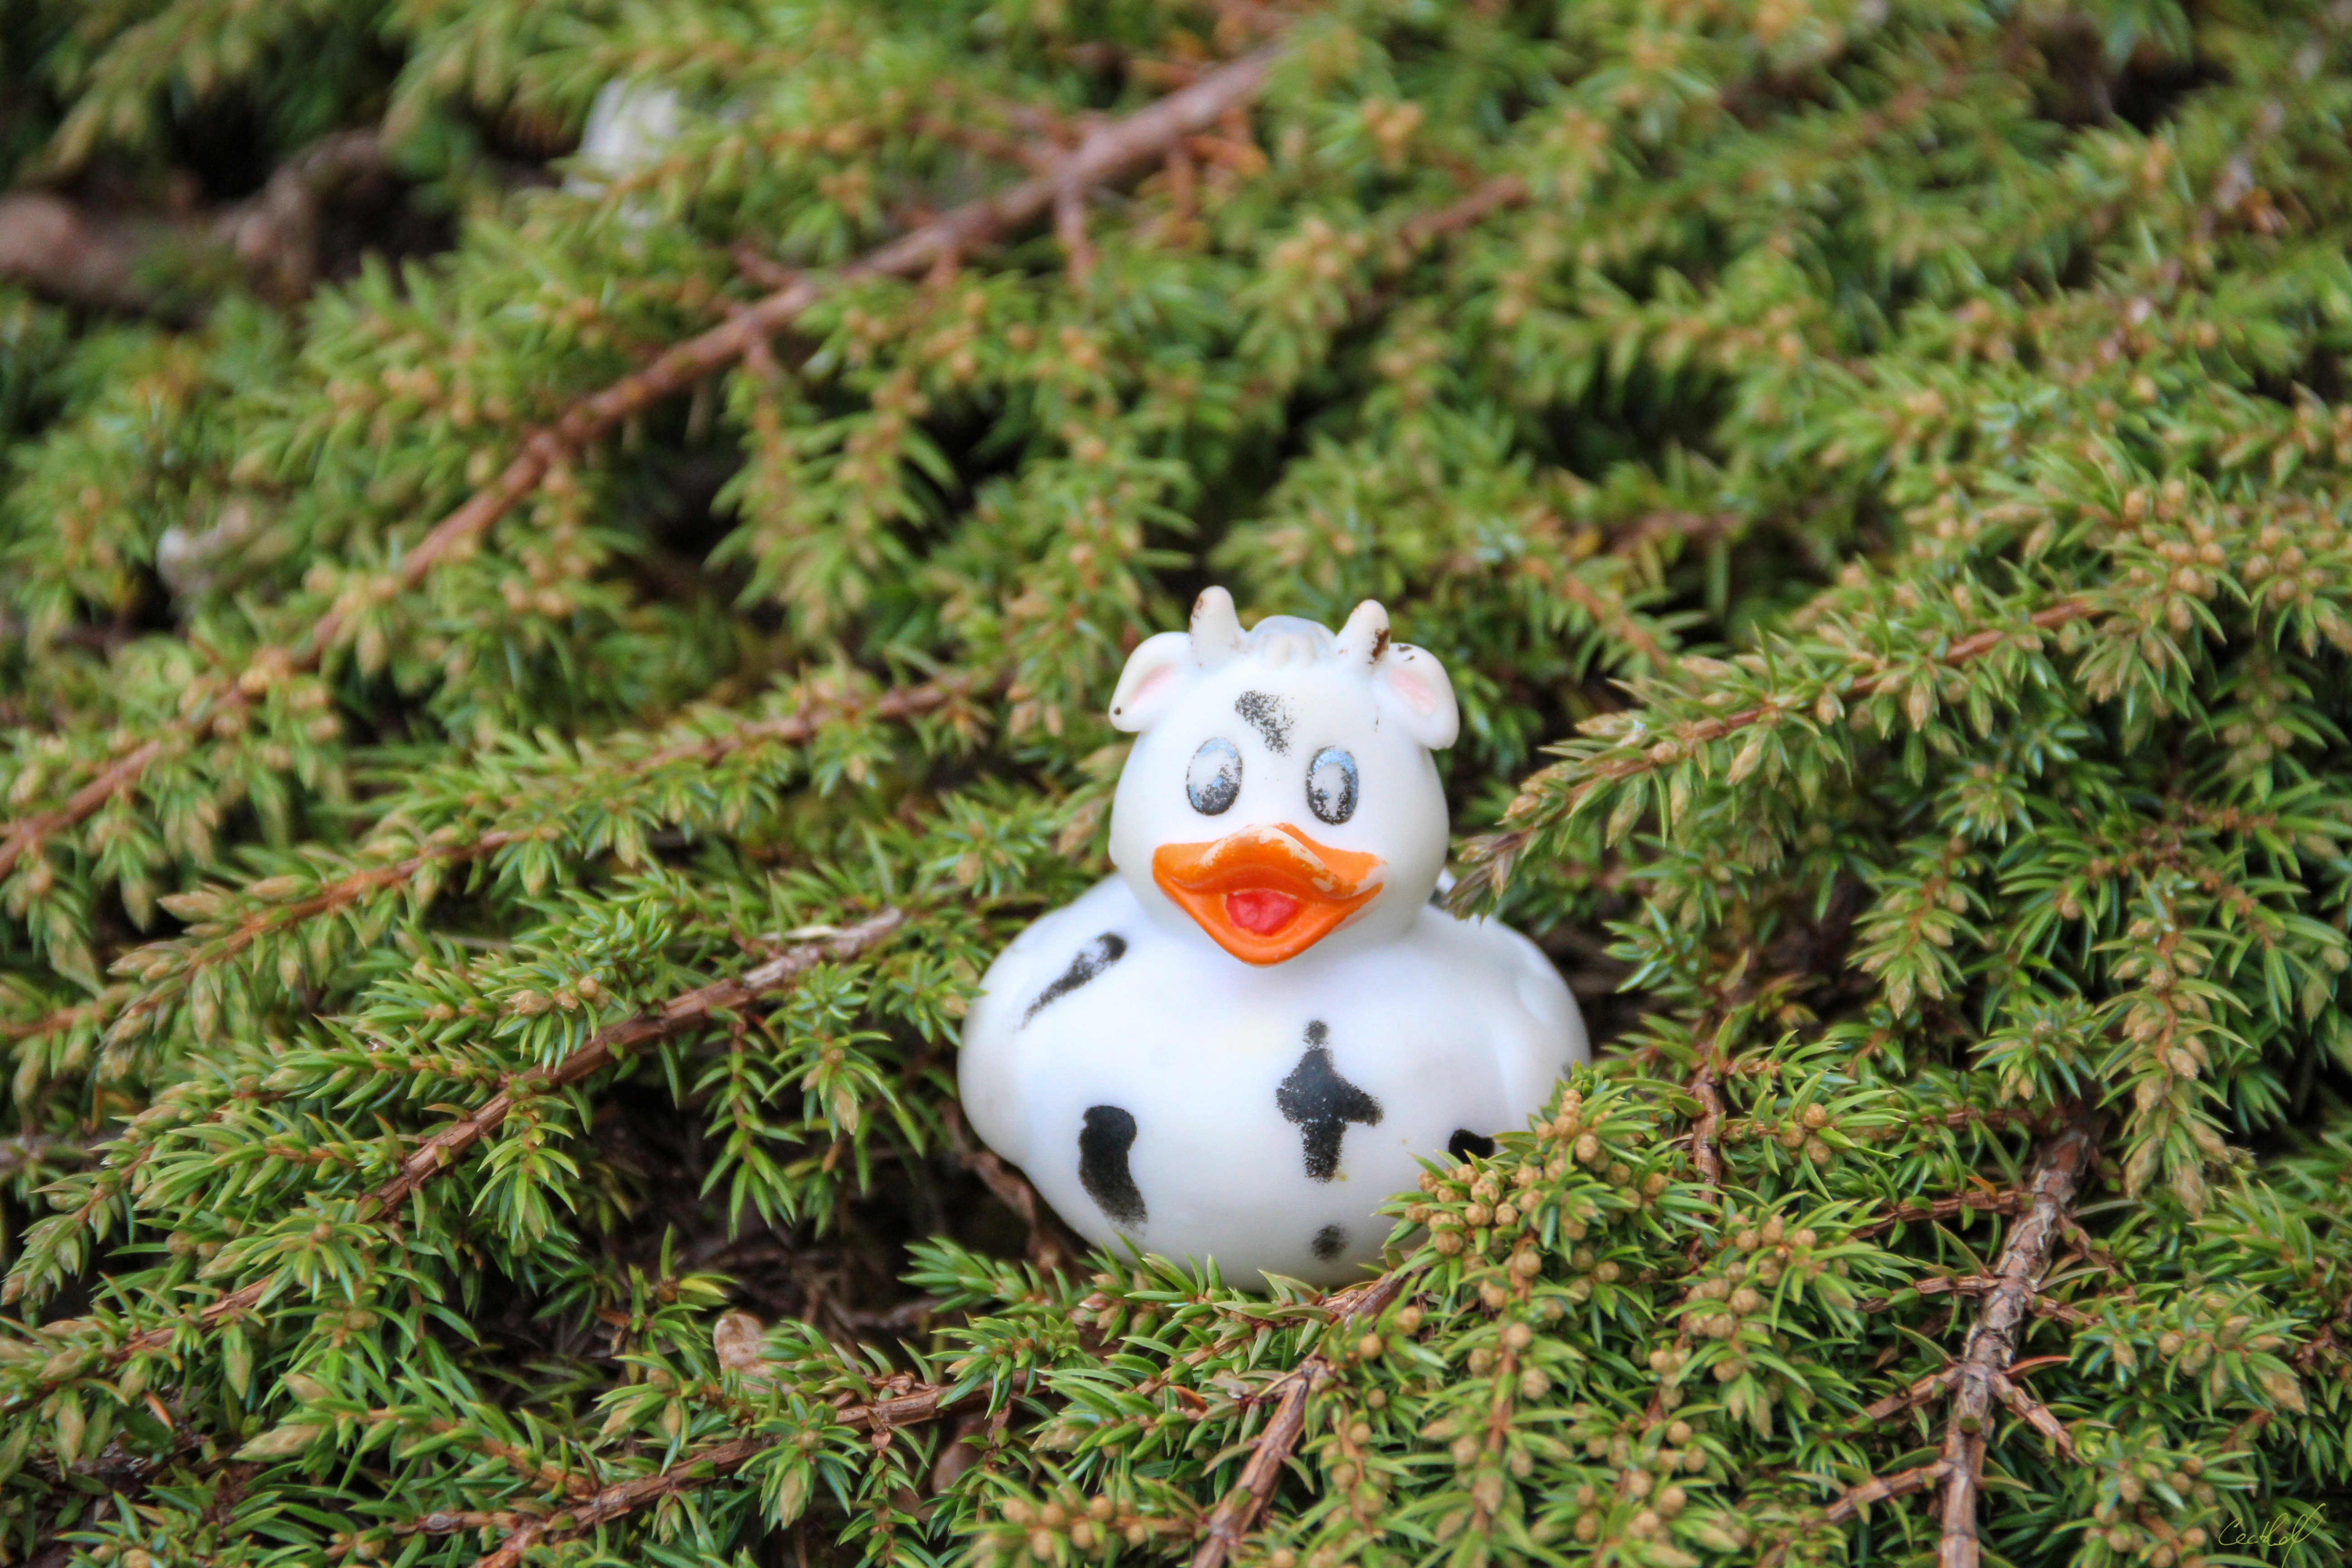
958 589 1588 1285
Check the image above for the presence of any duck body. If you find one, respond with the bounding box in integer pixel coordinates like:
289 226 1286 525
956 589 1589 1287
959 874 1584 1285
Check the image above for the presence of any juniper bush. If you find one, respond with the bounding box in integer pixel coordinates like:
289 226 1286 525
0 2 2347 1566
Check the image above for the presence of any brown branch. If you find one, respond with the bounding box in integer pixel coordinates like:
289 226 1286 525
1553 567 1674 673
1460 598 2097 895
1987 1369 2077 1461
1186 1270 1413 1568
219 130 397 301
1852 1189 2025 1239
0 47 1278 867
1392 173 1528 251
1936 1121 2098 1568
1676 599 2095 762
1636 1000 1740 1429
639 676 970 768
0 739 163 880
99 830 520 1043
0 193 176 313
397 1380 971 1568
470 1523 544 1568
37 674 972 1054
111 1276 277 1361
1606 509 1743 555
1685 1062 1726 1188
1617 968 1762 1438
295 44 1276 667
1124 1293 1379 1406
363 1412 598 1502
1762 1460 1955 1568
943 1100 1081 1274
1855 1274 2095 1327
360 909 902 1213
39 912 903 1369
1860 1365 1960 1425
731 241 798 292
0 131 390 312
2 992 115 1044
1816 1136 2097 1554
1823 1460 1949 1524
0 1134 98 1177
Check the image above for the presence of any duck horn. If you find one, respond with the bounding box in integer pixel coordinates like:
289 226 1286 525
1333 599 1391 665
1190 586 1245 666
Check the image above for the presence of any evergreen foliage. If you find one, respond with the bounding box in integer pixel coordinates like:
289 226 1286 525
0 2 2348 1566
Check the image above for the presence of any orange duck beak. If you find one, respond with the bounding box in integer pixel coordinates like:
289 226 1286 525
1151 823 1384 965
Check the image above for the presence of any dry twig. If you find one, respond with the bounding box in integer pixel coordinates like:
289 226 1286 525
38 913 905 1369
392 1379 975 1568
1860 1364 1962 1425
0 1135 96 1176
1935 1121 2098 1568
1807 1127 2097 1559
0 130 390 311
1460 598 2097 897
944 1100 1082 1274
362 909 905 1212
1684 1061 1727 1188
1822 1460 1949 1524
1392 173 1528 252
1186 1270 1414 1568
1634 990 1743 1429
1855 1274 2095 1327
428 1270 1426 1568
7 674 976 1055
1852 1188 2026 1239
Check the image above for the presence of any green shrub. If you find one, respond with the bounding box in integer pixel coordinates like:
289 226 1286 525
1 2 2347 1566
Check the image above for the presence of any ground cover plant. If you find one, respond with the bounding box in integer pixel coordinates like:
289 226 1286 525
1 0 2349 1564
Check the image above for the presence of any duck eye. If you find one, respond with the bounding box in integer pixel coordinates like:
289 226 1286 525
1186 738 1241 815
1306 746 1357 826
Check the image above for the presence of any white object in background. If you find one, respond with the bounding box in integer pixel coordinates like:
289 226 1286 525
567 81 686 199
959 589 1588 1286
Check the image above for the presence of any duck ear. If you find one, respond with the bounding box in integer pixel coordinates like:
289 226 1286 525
1372 642 1459 750
1112 589 1245 732
1108 632 1194 732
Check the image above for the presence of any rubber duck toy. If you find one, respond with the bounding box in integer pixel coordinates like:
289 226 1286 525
958 589 1588 1285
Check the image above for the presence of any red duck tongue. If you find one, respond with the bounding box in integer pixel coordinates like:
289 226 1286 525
1224 888 1302 935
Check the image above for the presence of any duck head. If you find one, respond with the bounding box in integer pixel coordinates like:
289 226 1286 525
1105 588 1459 965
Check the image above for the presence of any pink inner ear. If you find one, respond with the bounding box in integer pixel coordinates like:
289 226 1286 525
1123 662 1179 714
1386 663 1438 715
